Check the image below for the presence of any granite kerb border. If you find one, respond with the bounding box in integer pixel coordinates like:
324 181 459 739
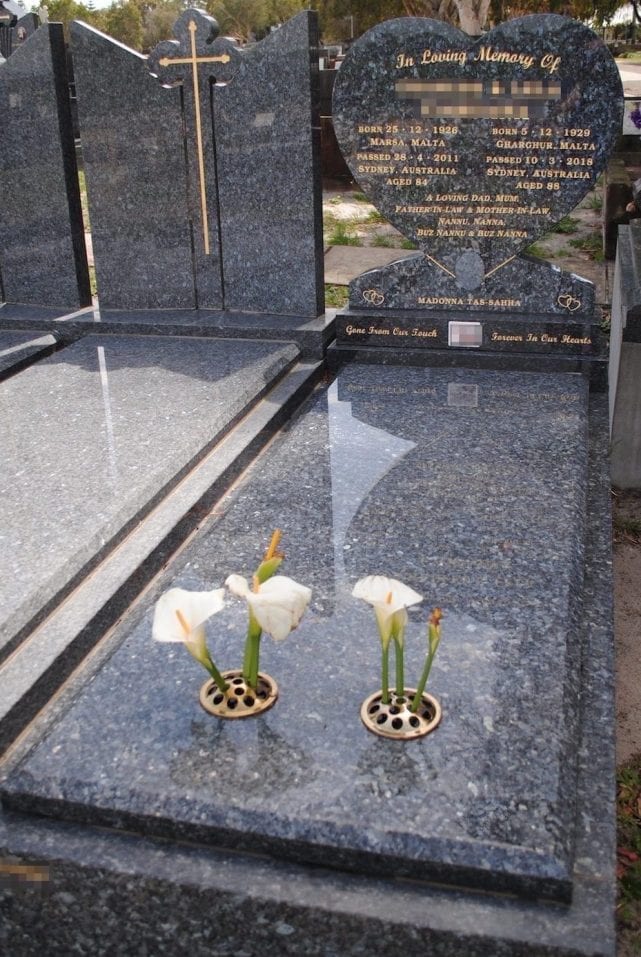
0 309 339 360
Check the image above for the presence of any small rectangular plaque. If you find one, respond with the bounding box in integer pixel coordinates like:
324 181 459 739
447 383 479 407
449 321 482 348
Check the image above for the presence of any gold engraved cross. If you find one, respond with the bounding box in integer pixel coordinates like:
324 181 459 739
149 10 237 257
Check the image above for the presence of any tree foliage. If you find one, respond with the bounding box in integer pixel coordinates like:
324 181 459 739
38 0 638 50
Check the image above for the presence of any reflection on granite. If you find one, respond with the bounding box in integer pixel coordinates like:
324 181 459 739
0 334 298 658
2 363 590 902
0 331 57 377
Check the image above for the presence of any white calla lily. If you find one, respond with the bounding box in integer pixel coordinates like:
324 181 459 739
152 587 226 682
352 575 422 648
226 573 312 641
152 587 226 643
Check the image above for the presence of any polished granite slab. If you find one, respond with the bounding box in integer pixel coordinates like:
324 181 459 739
2 363 592 903
0 334 299 659
0 304 335 360
0 331 57 377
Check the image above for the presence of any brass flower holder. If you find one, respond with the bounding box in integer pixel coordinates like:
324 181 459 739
360 688 441 740
200 669 278 719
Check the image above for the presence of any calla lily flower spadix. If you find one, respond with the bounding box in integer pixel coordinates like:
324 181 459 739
352 575 423 703
152 587 229 690
226 530 312 690
410 607 443 713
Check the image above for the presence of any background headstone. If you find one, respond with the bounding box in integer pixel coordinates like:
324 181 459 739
0 23 91 309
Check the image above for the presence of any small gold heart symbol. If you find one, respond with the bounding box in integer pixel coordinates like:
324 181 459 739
363 288 385 306
558 294 581 312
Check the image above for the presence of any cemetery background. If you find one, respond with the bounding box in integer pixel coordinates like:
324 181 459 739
0 8 639 955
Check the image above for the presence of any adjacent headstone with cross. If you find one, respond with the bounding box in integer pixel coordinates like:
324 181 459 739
71 9 325 326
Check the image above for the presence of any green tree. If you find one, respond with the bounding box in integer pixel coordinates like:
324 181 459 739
39 0 103 38
140 0 183 51
490 0 625 25
102 1 143 49
205 0 270 41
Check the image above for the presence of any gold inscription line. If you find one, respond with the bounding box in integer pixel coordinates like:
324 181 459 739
423 252 456 279
484 255 516 279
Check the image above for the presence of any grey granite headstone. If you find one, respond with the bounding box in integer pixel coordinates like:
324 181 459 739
70 22 195 310
72 9 324 317
331 15 622 366
0 24 91 308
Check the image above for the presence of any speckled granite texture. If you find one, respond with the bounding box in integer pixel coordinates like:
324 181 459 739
72 11 324 317
347 251 597 319
0 367 615 954
333 15 622 312
0 334 299 661
3 364 593 904
0 25 90 308
0 305 336 360
0 331 57 377
71 22 196 310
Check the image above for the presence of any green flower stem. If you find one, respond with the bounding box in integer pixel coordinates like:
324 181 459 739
381 643 390 705
410 646 437 713
205 659 229 693
185 645 229 692
242 610 263 690
395 640 404 697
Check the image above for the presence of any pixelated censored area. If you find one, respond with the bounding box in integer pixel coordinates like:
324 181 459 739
396 79 561 118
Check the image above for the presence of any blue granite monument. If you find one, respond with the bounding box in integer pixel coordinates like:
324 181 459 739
331 14 622 379
0 14 620 957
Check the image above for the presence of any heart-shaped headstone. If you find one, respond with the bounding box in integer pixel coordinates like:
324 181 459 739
333 15 622 288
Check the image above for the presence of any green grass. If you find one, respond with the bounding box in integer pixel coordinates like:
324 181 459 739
569 234 604 262
324 284 348 307
328 221 362 246
366 209 388 225
615 515 641 540
526 242 553 259
583 192 604 212
617 757 641 941
553 216 580 234
352 191 369 203
617 51 641 62
372 235 396 248
78 169 91 230
401 239 417 250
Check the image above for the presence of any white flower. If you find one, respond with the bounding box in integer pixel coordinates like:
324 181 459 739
226 573 312 641
152 587 225 669
352 575 423 647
